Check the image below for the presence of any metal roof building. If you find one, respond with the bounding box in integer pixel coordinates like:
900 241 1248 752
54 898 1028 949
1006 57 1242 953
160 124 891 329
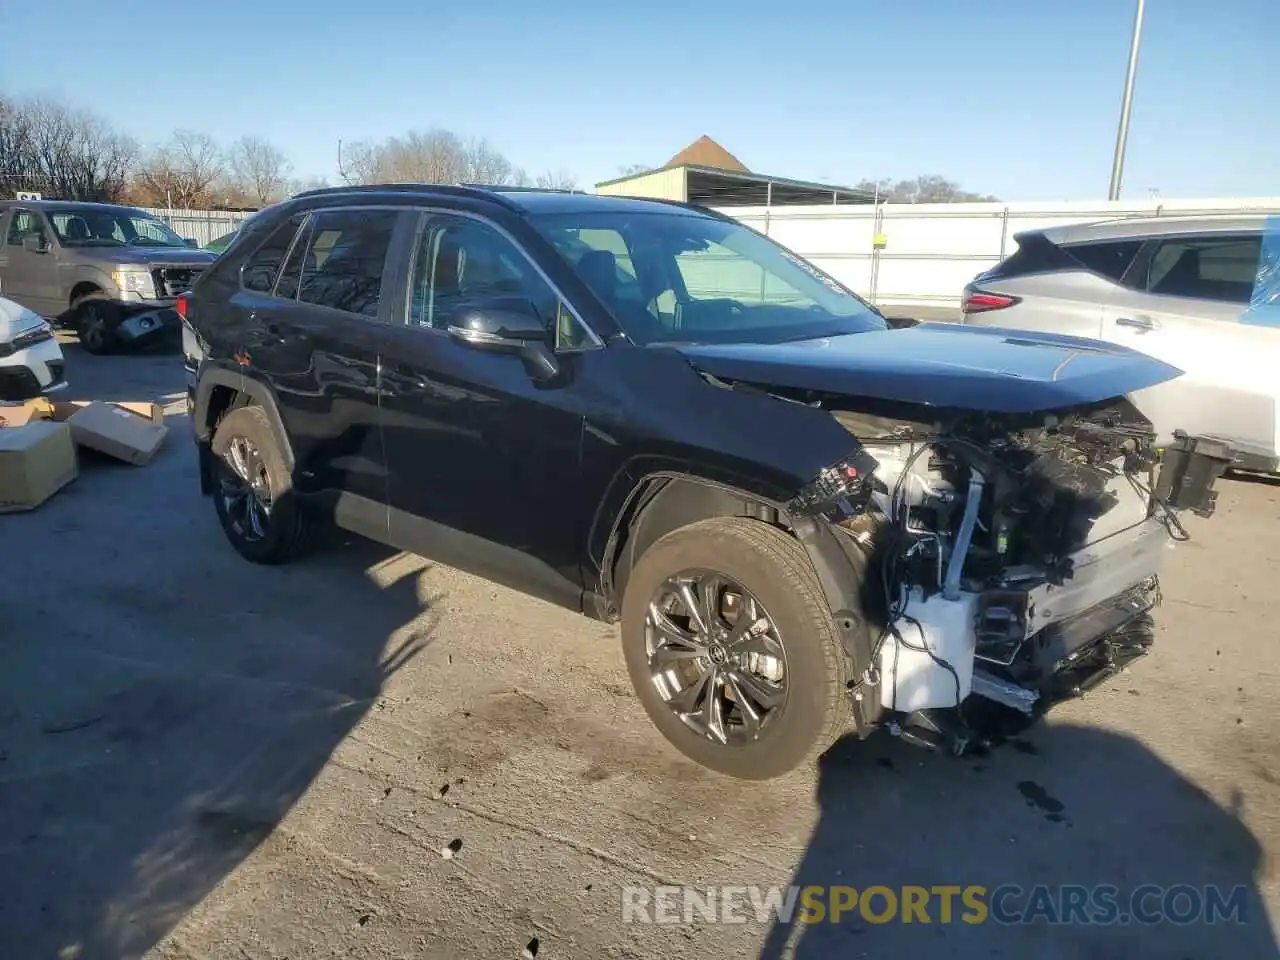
594 136 876 207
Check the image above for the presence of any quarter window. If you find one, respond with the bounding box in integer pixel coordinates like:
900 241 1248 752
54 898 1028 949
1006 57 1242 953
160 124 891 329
243 214 305 293
297 209 398 317
274 216 311 300
1145 234 1261 304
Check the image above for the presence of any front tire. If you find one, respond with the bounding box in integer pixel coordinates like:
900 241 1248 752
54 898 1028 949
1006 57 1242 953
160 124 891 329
73 293 115 355
210 406 314 564
620 517 854 780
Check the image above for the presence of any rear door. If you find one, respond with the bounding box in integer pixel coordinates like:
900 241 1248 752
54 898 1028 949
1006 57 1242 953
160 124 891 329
964 234 1143 339
1097 231 1276 459
235 206 407 510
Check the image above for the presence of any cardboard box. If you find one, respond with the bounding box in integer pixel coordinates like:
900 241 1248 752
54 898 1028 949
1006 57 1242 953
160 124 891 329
55 401 167 465
0 420 78 512
0 397 55 428
51 400 165 428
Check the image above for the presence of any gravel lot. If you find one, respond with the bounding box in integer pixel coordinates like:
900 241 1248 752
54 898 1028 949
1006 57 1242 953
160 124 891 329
2 342 1279 960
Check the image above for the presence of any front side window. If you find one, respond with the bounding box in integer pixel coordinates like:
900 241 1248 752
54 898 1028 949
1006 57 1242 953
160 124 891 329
532 210 884 346
6 209 48 247
408 214 591 348
1145 234 1261 305
297 208 398 317
48 207 186 248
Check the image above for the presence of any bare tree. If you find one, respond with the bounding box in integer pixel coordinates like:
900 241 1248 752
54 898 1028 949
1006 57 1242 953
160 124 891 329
137 130 225 207
227 135 292 205
534 168 578 191
341 128 522 186
616 163 650 177
854 175 998 203
0 96 135 201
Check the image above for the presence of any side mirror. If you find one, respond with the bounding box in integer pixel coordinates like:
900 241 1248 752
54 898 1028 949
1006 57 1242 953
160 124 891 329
183 237 199 248
446 298 561 381
22 235 47 253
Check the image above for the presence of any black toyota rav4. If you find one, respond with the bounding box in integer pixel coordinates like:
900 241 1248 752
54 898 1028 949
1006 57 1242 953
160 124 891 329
182 184 1228 780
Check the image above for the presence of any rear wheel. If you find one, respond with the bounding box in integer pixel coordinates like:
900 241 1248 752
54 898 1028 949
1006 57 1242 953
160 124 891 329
620 517 854 780
210 406 314 564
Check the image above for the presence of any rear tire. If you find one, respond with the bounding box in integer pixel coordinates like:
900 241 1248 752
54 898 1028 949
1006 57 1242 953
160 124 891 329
210 406 314 564
620 517 854 780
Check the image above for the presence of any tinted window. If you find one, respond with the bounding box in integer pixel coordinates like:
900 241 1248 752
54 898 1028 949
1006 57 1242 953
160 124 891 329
979 233 1081 281
1062 240 1143 282
243 214 305 293
274 216 311 300
297 209 397 317
6 209 47 246
1146 234 1260 304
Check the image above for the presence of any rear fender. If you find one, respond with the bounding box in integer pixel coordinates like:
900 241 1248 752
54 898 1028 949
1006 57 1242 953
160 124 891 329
194 366 294 495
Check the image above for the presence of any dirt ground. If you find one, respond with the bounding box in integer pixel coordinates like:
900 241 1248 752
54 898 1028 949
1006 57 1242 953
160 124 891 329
2 342 1278 960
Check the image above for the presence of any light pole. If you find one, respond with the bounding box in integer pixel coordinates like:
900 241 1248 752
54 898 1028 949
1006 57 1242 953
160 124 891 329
1108 0 1147 200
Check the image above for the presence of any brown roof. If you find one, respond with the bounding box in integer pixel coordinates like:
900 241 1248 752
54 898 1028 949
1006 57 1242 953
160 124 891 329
664 136 749 173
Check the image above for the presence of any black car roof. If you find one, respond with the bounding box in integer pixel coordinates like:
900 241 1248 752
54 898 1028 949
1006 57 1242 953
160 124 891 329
289 184 720 219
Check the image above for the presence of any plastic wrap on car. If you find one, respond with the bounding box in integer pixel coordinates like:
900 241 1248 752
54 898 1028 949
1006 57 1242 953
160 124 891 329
1243 215 1280 327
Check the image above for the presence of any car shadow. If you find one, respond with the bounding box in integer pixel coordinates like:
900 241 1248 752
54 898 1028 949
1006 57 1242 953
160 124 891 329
0 406 441 959
757 724 1279 958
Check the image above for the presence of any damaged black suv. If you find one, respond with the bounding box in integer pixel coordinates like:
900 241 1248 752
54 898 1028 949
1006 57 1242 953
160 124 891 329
182 185 1228 780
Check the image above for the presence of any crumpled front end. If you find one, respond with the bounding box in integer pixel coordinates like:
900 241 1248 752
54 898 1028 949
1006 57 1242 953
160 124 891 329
788 396 1230 751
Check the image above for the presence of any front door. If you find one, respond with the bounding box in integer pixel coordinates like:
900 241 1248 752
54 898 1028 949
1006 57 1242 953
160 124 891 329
1099 231 1277 460
377 210 596 610
0 208 60 316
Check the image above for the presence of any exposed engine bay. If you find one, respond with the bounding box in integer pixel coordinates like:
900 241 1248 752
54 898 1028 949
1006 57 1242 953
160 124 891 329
783 391 1231 752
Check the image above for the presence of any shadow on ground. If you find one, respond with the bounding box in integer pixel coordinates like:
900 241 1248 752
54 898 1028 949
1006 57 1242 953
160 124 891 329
0 351 439 959
756 724 1279 958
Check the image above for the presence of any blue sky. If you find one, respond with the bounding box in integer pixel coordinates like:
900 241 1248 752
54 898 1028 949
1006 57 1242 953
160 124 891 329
1 0 1274 200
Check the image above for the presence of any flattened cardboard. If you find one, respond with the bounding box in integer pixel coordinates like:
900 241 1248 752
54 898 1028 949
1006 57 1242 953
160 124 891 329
0 420 78 512
0 397 55 428
51 400 165 428
62 401 168 465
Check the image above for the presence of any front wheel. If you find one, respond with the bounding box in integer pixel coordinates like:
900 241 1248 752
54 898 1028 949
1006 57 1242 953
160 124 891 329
620 517 854 780
73 293 115 355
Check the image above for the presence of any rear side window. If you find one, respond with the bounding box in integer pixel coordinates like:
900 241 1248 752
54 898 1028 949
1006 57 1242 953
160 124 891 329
1061 240 1143 282
1145 234 1261 304
242 214 305 293
297 209 398 317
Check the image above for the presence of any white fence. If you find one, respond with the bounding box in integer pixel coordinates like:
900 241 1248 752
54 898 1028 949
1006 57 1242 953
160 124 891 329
142 207 255 247
721 197 1280 317
143 197 1280 315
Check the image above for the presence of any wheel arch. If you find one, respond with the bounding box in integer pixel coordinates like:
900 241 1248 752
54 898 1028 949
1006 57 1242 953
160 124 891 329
194 368 295 495
596 468 882 731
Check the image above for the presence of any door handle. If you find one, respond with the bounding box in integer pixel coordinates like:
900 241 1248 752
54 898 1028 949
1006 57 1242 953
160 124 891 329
1115 316 1158 331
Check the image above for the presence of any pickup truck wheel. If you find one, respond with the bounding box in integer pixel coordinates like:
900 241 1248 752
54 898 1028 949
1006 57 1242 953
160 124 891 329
73 294 115 355
210 406 313 564
620 517 853 780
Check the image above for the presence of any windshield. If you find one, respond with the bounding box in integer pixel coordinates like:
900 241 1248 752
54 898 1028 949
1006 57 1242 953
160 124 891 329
531 210 885 346
49 208 187 248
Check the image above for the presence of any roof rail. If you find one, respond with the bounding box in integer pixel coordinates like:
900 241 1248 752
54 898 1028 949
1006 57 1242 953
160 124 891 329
457 183 589 196
289 182 524 211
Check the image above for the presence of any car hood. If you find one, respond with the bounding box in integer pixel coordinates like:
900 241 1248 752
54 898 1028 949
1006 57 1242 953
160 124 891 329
667 322 1184 414
72 247 218 267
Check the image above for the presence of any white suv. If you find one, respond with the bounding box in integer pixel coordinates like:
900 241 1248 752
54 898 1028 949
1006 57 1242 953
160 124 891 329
960 214 1279 473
